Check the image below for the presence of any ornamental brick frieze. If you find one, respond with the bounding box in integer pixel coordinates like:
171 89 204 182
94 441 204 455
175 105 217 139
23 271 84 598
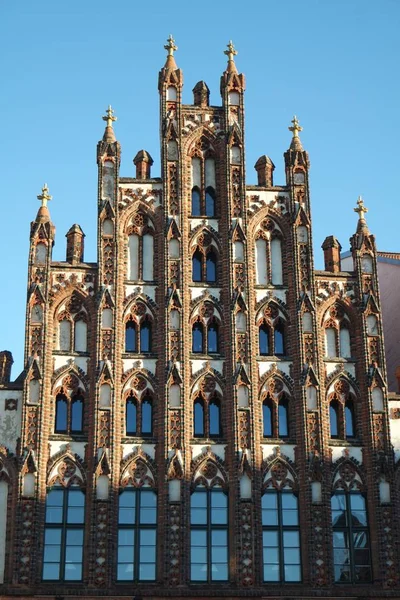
101 329 112 359
231 166 242 217
102 238 114 285
303 333 314 363
369 337 380 365
310 503 328 586
170 331 180 360
169 260 180 285
238 501 254 585
99 411 111 447
299 243 310 290
168 163 179 214
17 498 35 583
237 332 247 362
166 503 182 585
169 410 181 449
234 262 245 288
30 325 42 356
315 281 356 305
373 413 386 451
118 187 161 211
93 501 109 586
380 505 398 587
25 406 38 448
307 412 320 452
238 410 250 448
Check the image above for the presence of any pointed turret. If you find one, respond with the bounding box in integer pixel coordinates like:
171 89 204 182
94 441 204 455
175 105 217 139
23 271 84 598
220 40 245 97
66 224 85 264
97 106 121 211
284 116 311 213
224 40 238 74
354 195 370 235
158 35 183 92
102 105 117 143
35 183 52 223
193 81 210 107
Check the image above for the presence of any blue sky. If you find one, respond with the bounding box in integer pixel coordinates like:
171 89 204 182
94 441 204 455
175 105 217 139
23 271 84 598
1 0 400 376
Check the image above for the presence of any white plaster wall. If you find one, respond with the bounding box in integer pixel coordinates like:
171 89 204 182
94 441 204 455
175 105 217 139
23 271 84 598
256 289 287 303
330 445 363 463
122 443 155 459
205 158 216 188
324 362 355 378
258 361 292 378
48 441 87 460
255 238 268 285
122 358 157 375
124 285 156 302
192 157 201 187
0 390 22 454
192 444 225 461
271 238 283 285
190 287 221 301
74 320 87 352
261 444 296 462
0 481 8 583
191 360 224 377
128 234 139 280
190 218 219 232
142 234 154 281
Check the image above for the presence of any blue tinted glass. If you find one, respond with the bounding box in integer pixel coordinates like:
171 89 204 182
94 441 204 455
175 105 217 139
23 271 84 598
263 402 272 437
126 399 137 435
141 398 152 435
42 563 60 580
208 325 218 353
117 564 134 580
192 253 202 282
259 326 269 355
191 492 207 508
274 328 284 355
278 402 288 437
192 324 203 353
345 405 355 437
140 322 151 353
206 253 216 282
330 404 339 437
55 396 67 432
205 189 215 217
71 397 83 432
191 564 207 581
194 401 204 436
209 400 220 436
125 322 137 352
192 189 201 216
139 563 156 581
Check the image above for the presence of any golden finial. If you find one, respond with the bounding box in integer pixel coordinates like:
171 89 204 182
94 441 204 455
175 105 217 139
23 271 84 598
288 115 303 138
164 34 177 57
102 105 117 128
37 183 52 208
354 195 368 221
224 40 238 62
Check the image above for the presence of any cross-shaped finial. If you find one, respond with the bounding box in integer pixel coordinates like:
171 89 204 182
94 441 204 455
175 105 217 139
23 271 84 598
164 34 177 57
224 40 238 62
37 183 52 207
102 105 117 128
288 115 303 138
354 195 368 221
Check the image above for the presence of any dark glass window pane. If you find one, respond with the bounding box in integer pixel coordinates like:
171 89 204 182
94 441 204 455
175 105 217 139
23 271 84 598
192 252 202 282
207 324 218 353
274 327 284 355
330 403 339 437
331 494 347 526
71 396 83 433
278 401 289 437
141 397 152 435
263 401 272 437
194 400 204 437
192 188 201 216
345 403 355 437
55 395 68 433
126 398 137 435
43 563 60 580
209 399 221 436
259 325 269 355
192 323 203 353
125 322 137 352
140 321 151 353
206 252 217 282
284 564 301 582
205 188 215 217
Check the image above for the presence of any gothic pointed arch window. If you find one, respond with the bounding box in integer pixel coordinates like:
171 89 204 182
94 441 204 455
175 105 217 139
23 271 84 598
323 305 352 359
262 461 301 582
56 296 89 354
258 305 287 358
71 394 84 433
191 234 219 284
261 379 292 440
263 397 273 437
124 303 154 355
190 148 217 217
193 392 222 439
192 250 202 282
328 379 357 440
54 381 85 436
255 219 284 286
127 213 154 282
125 389 154 438
191 304 221 356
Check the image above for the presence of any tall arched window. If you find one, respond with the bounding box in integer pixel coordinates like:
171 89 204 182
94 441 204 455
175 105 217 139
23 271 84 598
192 323 204 353
194 398 205 437
339 323 351 358
209 397 221 437
59 319 72 352
190 155 217 217
127 214 154 282
324 307 352 359
255 238 268 285
259 315 287 357
205 187 215 217
125 321 137 352
274 321 285 355
141 393 153 436
278 397 289 437
74 319 87 352
330 401 339 438
126 396 137 435
192 246 218 283
328 382 357 440
259 324 270 355
55 394 68 433
263 398 273 437
207 322 219 354
192 187 201 216
71 395 83 433
345 399 355 437
192 250 202 282
140 318 152 353
325 327 337 357
206 251 217 282
271 238 283 285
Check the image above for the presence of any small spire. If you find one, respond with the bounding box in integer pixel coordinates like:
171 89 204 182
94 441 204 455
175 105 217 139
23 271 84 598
354 195 369 233
102 105 117 142
224 40 238 73
164 34 178 69
37 183 52 208
288 115 303 150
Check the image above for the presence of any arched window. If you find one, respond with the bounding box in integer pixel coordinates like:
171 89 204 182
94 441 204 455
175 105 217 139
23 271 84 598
205 187 215 217
259 324 270 355
128 234 139 280
345 400 355 437
55 394 68 433
71 395 83 433
125 321 137 352
190 154 217 217
140 318 152 353
74 319 87 352
43 487 85 581
192 250 202 282
339 324 351 358
274 321 285 356
262 490 301 582
263 398 273 437
192 187 201 216
206 251 217 282
207 322 219 354
190 486 228 581
192 323 204 354
194 398 205 437
278 397 289 437
271 238 283 285
255 238 268 285
325 327 337 358
331 491 371 582
141 393 153 436
127 215 154 282
330 401 339 438
59 319 72 352
117 488 157 581
126 396 137 435
209 396 221 437
142 234 154 281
